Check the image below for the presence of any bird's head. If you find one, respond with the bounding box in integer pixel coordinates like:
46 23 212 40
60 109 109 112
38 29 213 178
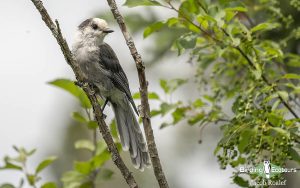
77 18 114 43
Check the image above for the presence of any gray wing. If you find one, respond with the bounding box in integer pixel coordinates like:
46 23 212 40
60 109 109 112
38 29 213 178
98 43 139 115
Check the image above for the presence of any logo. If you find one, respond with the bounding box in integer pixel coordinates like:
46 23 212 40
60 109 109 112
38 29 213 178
239 160 297 186
240 160 297 179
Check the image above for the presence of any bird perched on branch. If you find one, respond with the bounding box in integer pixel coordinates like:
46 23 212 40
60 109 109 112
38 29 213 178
72 18 150 170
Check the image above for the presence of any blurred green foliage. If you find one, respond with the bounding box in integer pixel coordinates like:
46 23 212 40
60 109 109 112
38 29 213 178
0 80 118 187
125 0 300 187
49 79 118 188
0 146 56 188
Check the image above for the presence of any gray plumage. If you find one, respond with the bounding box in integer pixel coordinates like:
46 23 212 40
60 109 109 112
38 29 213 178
72 18 150 170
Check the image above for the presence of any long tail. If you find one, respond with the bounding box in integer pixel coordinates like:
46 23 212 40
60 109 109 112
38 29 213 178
112 100 150 170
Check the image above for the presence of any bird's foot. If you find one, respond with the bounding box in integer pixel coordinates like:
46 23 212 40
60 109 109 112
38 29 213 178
74 80 91 88
74 80 85 87
75 81 96 95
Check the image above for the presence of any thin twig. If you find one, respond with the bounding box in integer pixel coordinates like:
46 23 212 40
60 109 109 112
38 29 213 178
29 0 138 187
105 1 169 188
167 2 221 43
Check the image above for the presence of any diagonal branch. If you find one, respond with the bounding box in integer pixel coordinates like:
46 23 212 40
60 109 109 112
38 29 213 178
105 1 169 188
29 0 138 187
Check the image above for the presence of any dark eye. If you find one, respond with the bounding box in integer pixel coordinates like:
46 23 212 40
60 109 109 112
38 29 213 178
91 24 98 30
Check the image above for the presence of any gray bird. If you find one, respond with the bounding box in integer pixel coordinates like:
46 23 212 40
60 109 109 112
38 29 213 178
72 18 150 170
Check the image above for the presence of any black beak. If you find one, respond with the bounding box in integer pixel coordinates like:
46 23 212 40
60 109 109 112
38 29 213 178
103 29 114 34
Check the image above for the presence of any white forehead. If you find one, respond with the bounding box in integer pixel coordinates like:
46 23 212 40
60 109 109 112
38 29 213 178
92 18 108 28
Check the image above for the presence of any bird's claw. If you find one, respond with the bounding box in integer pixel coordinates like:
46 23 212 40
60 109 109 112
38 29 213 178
75 81 96 95
102 113 107 119
74 81 84 87
75 81 89 88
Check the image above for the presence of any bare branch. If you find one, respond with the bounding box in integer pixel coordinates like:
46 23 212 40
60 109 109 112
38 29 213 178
29 0 138 187
105 1 169 188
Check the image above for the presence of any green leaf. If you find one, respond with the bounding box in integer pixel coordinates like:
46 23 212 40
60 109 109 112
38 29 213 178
188 113 205 125
197 16 212 30
144 21 165 38
270 127 290 137
238 129 254 153
282 73 300 80
75 140 95 151
148 92 160 100
169 79 188 93
27 174 36 186
91 150 111 168
0 161 22 171
41 182 57 188
160 79 169 93
74 161 92 175
233 176 249 187
123 0 162 7
95 141 107 156
97 168 114 180
215 10 226 27
109 119 119 140
224 7 247 12
160 103 177 116
160 122 171 129
272 99 280 111
203 95 215 102
21 148 36 156
48 79 91 108
289 148 300 164
87 121 98 129
0 184 15 188
132 92 140 99
35 156 57 174
79 182 94 188
166 17 179 27
61 171 87 188
172 107 186 124
277 91 289 101
150 109 162 117
172 39 185 55
267 113 283 126
219 0 238 5
72 112 87 123
224 10 236 22
178 33 197 49
133 92 160 100
230 157 246 167
214 145 221 155
231 37 240 47
287 58 300 67
193 99 205 108
178 0 200 18
251 22 280 33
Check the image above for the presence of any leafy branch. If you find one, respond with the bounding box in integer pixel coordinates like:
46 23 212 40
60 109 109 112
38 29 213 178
165 1 299 119
123 0 300 186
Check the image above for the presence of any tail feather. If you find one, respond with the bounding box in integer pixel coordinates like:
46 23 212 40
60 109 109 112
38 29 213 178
112 101 150 170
